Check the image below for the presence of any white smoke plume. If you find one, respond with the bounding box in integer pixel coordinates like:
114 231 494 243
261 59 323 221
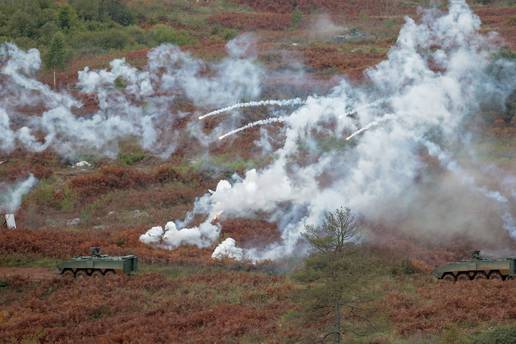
0 175 38 213
308 14 347 40
141 0 516 261
0 34 263 159
212 238 244 261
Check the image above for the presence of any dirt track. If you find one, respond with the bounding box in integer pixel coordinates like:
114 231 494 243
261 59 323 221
0 267 57 281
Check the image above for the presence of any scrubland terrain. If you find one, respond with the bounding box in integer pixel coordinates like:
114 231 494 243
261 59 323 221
1 0 516 343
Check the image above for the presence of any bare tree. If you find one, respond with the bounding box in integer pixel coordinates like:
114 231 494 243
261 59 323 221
303 207 360 254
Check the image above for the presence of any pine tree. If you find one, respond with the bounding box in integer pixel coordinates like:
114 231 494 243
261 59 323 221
45 32 66 88
58 6 75 30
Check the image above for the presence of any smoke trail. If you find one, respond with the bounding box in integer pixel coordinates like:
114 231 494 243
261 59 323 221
345 114 397 141
218 117 287 140
0 175 38 213
199 98 305 120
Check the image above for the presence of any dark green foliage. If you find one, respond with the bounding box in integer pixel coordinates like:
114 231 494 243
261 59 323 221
103 0 134 26
7 11 37 38
58 5 76 31
70 29 132 53
0 0 195 61
70 0 133 26
118 151 146 166
149 24 196 46
45 32 66 70
495 47 516 60
39 21 59 44
472 326 516 344
71 0 100 21
114 76 128 90
291 8 303 29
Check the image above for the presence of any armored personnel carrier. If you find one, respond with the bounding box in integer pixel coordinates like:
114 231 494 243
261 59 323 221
433 251 516 281
58 247 138 278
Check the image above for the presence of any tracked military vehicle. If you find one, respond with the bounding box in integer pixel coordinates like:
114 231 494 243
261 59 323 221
433 251 516 281
58 247 138 278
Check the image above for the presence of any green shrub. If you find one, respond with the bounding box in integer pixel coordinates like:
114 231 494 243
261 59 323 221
291 8 303 29
28 179 77 212
124 25 147 45
70 28 133 53
211 26 238 41
7 10 37 38
149 24 196 46
118 151 146 166
495 47 516 61
70 0 133 25
12 37 36 49
473 326 516 344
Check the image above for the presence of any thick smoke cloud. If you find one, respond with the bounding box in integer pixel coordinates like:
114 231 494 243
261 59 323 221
141 0 516 261
0 34 263 159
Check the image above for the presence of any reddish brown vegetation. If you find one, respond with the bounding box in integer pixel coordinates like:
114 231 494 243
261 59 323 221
387 280 516 335
0 151 58 181
0 267 55 281
301 47 385 78
477 7 516 49
0 228 212 265
232 0 415 16
69 164 210 199
221 218 281 248
209 12 292 31
0 272 294 343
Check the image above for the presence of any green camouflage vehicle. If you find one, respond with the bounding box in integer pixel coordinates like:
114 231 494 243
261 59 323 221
433 251 516 281
57 247 138 278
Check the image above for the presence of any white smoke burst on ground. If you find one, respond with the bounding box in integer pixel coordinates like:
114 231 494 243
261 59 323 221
141 0 516 261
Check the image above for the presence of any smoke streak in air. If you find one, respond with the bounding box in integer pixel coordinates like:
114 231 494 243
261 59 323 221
219 117 287 140
345 114 397 141
199 98 305 120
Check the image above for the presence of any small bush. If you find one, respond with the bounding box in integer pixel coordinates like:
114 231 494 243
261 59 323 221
70 29 133 53
473 326 516 344
148 24 195 46
291 8 303 29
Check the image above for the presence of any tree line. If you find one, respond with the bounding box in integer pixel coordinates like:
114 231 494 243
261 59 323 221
0 0 196 71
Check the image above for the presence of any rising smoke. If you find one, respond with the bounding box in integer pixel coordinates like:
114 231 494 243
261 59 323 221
141 0 516 261
0 35 265 213
0 175 38 213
